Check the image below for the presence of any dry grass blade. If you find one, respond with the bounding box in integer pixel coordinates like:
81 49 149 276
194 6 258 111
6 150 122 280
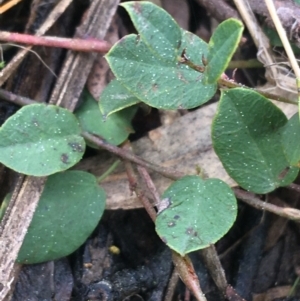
0 0 73 86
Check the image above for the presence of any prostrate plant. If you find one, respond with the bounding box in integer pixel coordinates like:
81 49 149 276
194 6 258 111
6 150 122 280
101 1 242 254
101 1 299 254
0 0 298 268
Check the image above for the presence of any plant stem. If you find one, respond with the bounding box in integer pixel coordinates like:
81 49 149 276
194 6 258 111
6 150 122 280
226 285 247 301
123 154 157 222
0 88 36 106
172 252 207 301
233 188 300 221
97 159 120 183
200 245 228 293
81 132 184 180
227 59 263 69
164 269 179 301
0 31 112 53
218 77 297 105
0 90 185 181
179 55 297 105
264 0 300 109
137 165 162 205
288 276 300 297
264 0 300 79
0 0 74 87
122 142 206 301
122 144 206 301
287 182 300 193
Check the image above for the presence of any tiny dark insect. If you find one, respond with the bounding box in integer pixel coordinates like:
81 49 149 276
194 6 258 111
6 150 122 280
61 153 69 164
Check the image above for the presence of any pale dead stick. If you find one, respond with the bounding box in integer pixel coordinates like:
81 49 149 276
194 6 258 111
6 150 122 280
0 1 73 299
0 0 120 299
0 0 73 86
0 0 22 14
0 176 46 301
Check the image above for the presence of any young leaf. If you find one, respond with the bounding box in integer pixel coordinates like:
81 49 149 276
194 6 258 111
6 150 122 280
106 31 217 110
0 193 11 221
212 88 298 193
281 113 300 167
121 1 181 61
155 175 237 256
263 27 300 54
99 79 140 117
0 104 85 176
76 90 137 146
17 171 106 264
205 19 243 83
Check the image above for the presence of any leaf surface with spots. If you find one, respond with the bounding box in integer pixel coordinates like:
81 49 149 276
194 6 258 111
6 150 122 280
18 171 106 264
0 104 85 176
281 113 300 167
106 1 217 110
121 1 182 61
106 30 216 109
76 90 137 146
212 88 298 193
99 79 140 116
155 175 237 256
205 18 243 83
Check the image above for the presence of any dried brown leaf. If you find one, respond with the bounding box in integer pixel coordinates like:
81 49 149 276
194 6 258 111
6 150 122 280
76 103 236 210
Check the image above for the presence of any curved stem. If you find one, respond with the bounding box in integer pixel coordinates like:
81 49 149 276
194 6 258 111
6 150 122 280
264 0 300 79
81 132 184 180
218 78 297 105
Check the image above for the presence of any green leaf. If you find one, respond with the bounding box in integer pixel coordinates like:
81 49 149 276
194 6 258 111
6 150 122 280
121 1 181 61
155 175 237 256
282 113 300 167
99 79 140 117
76 90 137 146
263 26 300 54
0 104 85 176
205 19 243 83
0 193 11 222
212 88 298 193
17 171 106 264
106 31 217 110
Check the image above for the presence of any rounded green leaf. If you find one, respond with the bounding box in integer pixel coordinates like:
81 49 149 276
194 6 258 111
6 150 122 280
282 113 300 167
0 104 85 176
205 19 243 83
155 175 237 256
99 79 140 117
76 90 136 146
212 88 298 193
106 31 217 110
17 171 106 264
121 1 181 61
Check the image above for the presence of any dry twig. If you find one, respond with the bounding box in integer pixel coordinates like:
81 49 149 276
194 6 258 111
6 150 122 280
0 0 73 86
0 32 111 53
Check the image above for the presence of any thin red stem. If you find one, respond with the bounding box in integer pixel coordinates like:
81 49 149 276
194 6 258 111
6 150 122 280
0 31 112 53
